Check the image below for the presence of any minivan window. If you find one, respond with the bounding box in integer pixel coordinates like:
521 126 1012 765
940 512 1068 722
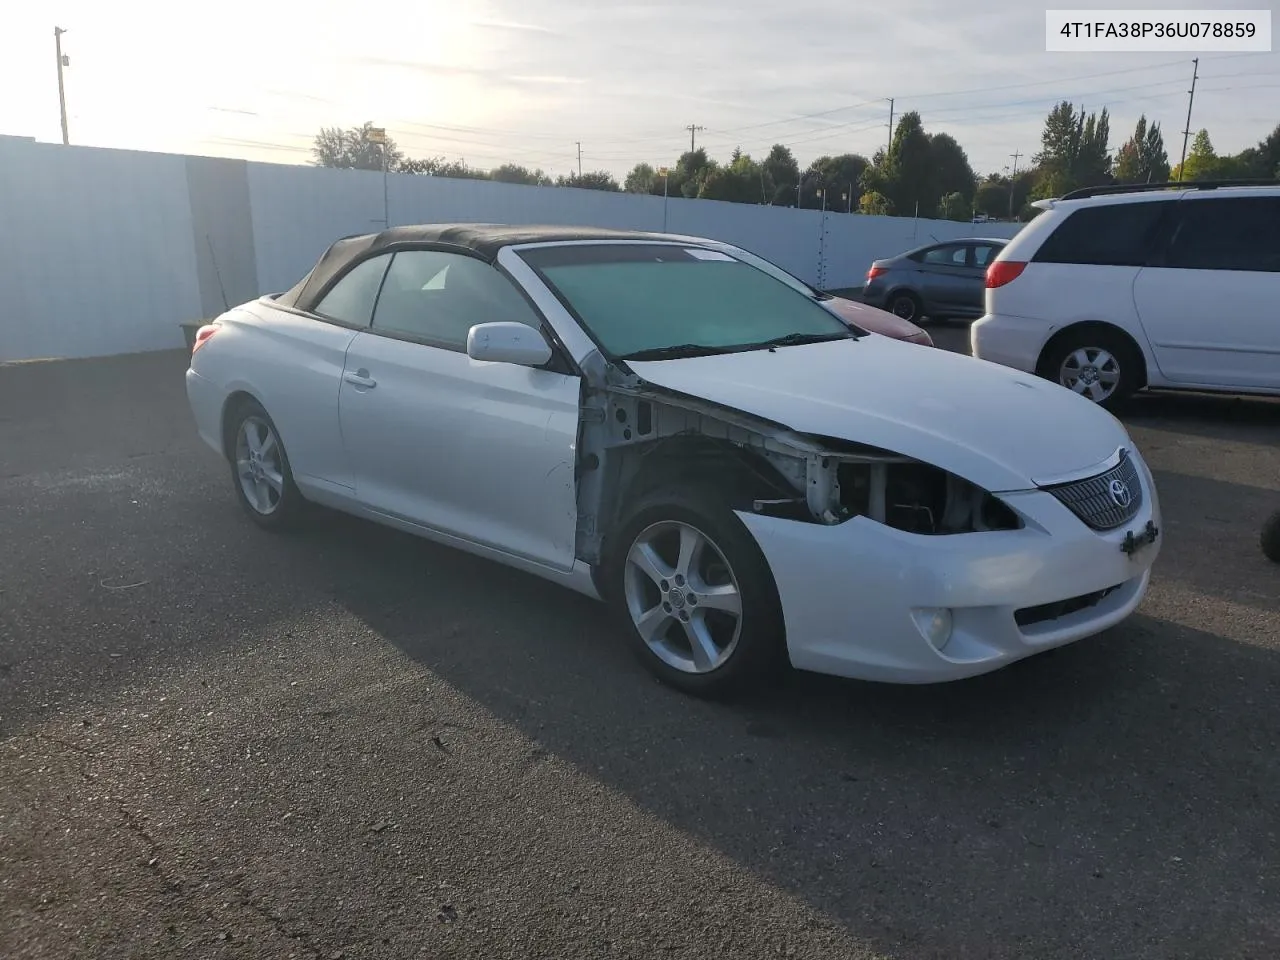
1164 197 1280 273
1033 201 1172 267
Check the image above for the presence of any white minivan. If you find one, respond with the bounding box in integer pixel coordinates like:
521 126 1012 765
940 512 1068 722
971 182 1280 408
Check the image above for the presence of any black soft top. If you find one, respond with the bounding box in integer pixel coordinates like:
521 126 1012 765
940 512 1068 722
277 223 679 311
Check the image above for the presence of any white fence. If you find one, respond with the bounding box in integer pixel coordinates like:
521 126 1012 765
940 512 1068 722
0 137 1021 362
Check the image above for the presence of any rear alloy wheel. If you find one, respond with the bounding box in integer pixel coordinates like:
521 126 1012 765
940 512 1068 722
888 291 923 324
608 488 785 698
1041 330 1140 410
228 400 305 530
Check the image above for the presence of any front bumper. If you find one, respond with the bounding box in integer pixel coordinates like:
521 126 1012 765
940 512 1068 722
738 450 1162 683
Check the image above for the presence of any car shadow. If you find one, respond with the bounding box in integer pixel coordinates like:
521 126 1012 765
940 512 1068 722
285 507 1280 960
1120 389 1280 445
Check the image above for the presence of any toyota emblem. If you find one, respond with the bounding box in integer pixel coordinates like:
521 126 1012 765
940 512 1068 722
1108 478 1132 509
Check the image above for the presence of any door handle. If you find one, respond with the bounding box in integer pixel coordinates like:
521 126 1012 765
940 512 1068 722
344 370 377 389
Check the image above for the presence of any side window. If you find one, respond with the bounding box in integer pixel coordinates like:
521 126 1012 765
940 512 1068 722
1032 201 1172 267
922 245 966 266
971 244 998 267
1164 197 1280 273
313 255 391 326
371 250 543 349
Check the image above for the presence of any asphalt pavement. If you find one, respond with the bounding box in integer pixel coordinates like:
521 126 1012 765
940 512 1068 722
2 339 1278 960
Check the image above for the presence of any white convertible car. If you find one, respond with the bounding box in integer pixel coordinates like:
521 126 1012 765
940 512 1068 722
186 224 1163 697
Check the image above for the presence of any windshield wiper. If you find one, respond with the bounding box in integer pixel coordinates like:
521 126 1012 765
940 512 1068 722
617 343 737 361
732 331 853 351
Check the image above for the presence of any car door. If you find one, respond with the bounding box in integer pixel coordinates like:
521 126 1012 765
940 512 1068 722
266 252 392 493
338 248 582 571
917 244 973 315
1133 195 1280 388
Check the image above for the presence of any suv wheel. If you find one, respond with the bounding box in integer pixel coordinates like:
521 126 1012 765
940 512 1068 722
1040 329 1140 410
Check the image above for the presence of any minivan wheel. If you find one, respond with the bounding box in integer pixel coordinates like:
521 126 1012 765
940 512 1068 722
1040 330 1140 410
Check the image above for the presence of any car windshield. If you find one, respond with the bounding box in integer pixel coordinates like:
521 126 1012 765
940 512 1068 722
518 243 854 360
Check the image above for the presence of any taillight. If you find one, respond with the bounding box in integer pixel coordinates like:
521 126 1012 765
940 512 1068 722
867 265 886 281
192 323 220 353
985 261 1027 288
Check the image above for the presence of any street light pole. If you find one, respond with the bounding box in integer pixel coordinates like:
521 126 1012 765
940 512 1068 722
53 27 70 145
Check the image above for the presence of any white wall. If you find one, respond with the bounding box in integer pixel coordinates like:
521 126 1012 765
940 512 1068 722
1 139 1022 362
0 141 203 361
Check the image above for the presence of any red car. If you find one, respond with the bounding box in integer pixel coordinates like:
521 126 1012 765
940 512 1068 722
819 292 934 347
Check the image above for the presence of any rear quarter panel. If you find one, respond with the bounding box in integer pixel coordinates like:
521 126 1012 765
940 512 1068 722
191 300 360 489
984 209 1157 378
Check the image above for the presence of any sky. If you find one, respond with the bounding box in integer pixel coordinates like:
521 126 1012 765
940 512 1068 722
3 0 1278 180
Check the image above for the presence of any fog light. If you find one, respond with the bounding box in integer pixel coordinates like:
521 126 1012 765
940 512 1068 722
912 607 954 652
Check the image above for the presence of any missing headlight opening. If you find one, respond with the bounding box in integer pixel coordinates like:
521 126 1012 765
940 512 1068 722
834 460 1022 534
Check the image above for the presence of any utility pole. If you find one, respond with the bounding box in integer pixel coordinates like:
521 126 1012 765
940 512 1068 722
575 141 582 178
1007 150 1022 220
53 26 70 145
886 98 894 153
1178 58 1199 181
685 124 704 153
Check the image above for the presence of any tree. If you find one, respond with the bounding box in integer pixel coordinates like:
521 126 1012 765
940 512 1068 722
974 169 1037 220
1114 115 1170 184
397 157 440 175
1030 101 1112 197
699 150 769 204
624 162 658 194
798 154 869 210
556 170 621 191
929 133 977 204
491 164 546 185
762 144 801 205
863 111 937 217
666 148 715 198
1171 128 1218 181
939 192 970 221
312 122 403 171
431 159 489 180
859 191 892 216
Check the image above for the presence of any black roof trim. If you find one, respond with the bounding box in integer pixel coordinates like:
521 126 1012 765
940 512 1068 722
1058 178 1280 202
279 223 687 311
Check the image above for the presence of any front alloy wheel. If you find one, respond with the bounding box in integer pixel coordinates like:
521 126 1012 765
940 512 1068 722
608 487 786 698
624 520 744 674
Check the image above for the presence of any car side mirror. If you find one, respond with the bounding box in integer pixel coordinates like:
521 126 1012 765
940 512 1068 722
466 321 554 367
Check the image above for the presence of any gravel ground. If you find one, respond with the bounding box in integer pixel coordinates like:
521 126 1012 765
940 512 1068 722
2 344 1278 960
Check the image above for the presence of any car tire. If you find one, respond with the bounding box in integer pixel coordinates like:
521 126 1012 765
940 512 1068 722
1262 510 1280 564
887 291 924 324
603 486 787 699
226 398 306 531
1039 328 1140 411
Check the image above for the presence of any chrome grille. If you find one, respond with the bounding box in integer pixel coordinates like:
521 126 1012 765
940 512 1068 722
1043 450 1143 531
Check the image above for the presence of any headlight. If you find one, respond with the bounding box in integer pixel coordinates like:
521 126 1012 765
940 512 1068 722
835 460 1022 534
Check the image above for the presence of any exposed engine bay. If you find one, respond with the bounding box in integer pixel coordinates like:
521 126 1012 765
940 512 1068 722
571 356 1023 564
